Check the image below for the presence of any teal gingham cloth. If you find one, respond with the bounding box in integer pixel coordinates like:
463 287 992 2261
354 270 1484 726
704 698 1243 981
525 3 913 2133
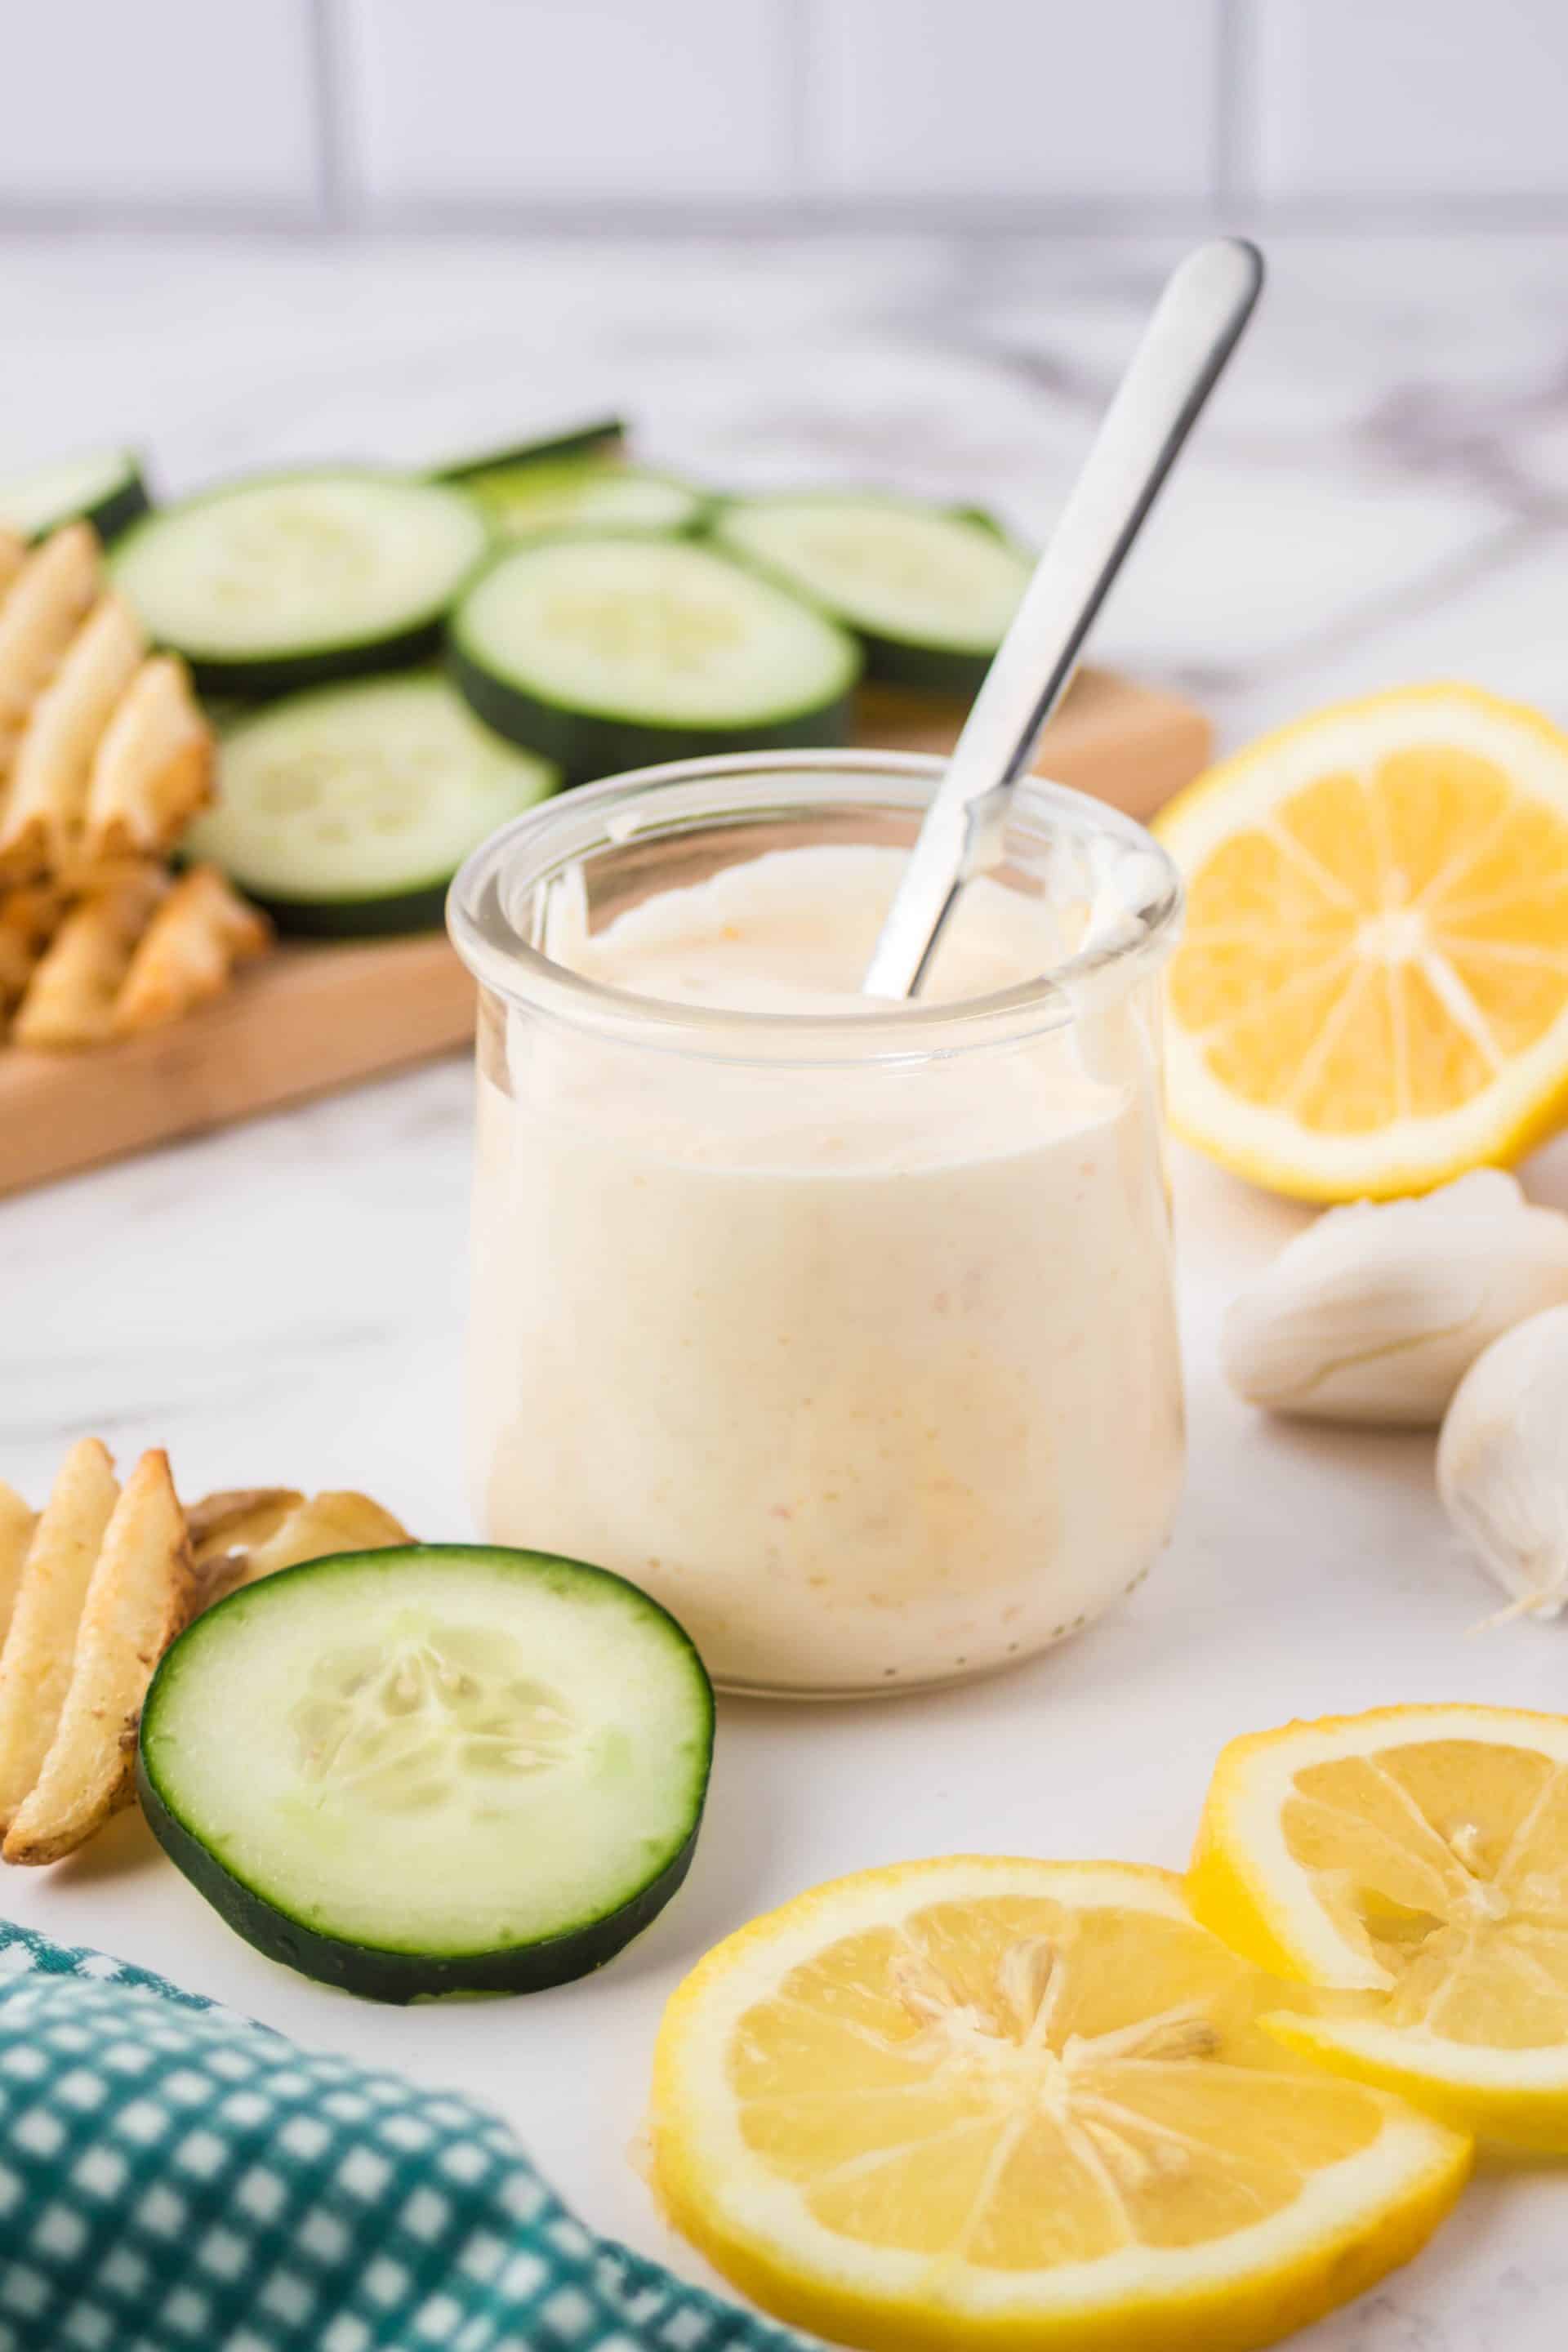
0 1920 817 2352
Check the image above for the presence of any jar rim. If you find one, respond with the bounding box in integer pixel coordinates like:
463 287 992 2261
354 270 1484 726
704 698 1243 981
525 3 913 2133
447 748 1183 1058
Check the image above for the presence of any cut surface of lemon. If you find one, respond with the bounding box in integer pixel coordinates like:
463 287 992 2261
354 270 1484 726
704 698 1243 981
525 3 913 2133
1191 1705 1568 2149
651 1858 1467 2351
1156 687 1568 1200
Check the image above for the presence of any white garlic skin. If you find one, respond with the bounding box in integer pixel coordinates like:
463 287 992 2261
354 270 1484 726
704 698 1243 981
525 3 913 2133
1437 1303 1568 1621
1223 1170 1568 1426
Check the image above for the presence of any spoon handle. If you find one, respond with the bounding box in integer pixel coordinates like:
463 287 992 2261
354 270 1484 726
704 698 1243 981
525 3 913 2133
862 238 1264 1000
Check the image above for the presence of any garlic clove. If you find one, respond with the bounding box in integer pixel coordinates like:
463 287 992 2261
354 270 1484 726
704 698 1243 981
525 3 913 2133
1223 1169 1568 1425
1437 1303 1568 1622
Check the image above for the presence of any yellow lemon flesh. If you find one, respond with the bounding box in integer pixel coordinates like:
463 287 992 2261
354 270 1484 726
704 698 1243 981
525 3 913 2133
1156 687 1568 1200
1191 1705 1568 2149
651 1858 1468 2352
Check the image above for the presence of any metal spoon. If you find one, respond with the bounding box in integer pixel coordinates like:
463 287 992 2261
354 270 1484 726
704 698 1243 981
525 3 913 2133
862 238 1264 1000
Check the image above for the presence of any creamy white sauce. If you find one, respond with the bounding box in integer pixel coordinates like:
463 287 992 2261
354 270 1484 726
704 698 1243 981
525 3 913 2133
468 844 1183 1692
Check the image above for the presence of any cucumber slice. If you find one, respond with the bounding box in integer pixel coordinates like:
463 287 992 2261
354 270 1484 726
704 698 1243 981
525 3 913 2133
437 419 706 544
182 673 556 936
451 536 861 786
458 457 707 546
437 416 627 484
137 1545 715 2003
0 447 150 545
710 489 1033 697
111 470 491 694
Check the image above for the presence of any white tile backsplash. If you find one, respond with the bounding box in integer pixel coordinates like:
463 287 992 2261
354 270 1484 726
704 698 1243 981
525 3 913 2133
0 0 319 212
1254 0 1568 200
1 0 1566 223
339 0 794 206
805 0 1220 198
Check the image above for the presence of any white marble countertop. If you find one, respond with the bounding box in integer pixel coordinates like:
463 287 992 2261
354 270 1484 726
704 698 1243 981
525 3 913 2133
5 229 1568 2348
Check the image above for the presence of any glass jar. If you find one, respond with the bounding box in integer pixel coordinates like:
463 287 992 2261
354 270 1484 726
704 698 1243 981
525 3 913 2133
448 751 1184 1699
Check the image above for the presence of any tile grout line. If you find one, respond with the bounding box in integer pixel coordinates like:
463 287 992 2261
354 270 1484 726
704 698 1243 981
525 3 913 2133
1213 0 1254 220
783 0 814 196
6 199 1568 238
4 199 1568 237
309 0 348 229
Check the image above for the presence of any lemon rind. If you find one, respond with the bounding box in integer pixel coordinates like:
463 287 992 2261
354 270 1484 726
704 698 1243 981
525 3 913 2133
1265 2013 1568 2154
1156 683 1568 862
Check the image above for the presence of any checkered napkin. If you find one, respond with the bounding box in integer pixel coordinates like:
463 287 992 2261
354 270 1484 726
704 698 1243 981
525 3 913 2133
0 1921 817 2352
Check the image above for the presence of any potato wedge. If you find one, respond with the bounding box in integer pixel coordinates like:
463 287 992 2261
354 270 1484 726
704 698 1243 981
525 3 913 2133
0 1437 118 1831
0 593 145 880
3 1449 192 1865
189 1486 303 1606
0 1482 34 1655
0 523 100 772
11 863 167 1048
83 652 212 862
187 1487 304 1566
189 1486 411 1610
237 1488 412 1580
111 862 270 1036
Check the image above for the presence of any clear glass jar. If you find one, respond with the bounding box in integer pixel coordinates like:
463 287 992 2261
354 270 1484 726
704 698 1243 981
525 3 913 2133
449 751 1184 1698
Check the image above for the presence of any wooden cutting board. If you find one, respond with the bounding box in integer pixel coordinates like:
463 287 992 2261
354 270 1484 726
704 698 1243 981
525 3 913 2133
0 667 1208 1199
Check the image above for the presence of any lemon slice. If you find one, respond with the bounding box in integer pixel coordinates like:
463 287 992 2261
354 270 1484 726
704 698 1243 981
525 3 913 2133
1191 1705 1568 2149
651 1858 1467 2352
1156 687 1568 1200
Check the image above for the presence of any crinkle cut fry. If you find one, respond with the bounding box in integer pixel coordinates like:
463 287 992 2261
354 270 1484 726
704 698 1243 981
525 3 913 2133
11 864 167 1048
0 522 242 1051
111 862 271 1036
0 593 145 880
84 653 213 862
0 523 100 774
0 883 66 1031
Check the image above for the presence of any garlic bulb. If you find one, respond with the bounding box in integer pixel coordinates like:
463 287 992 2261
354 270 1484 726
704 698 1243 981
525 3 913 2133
1438 1303 1568 1620
1223 1170 1568 1425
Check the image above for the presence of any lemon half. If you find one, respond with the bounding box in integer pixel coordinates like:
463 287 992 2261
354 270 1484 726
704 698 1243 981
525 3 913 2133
652 1857 1467 2351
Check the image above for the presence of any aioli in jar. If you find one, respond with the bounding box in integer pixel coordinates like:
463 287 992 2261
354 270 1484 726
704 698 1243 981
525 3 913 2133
460 802 1183 1697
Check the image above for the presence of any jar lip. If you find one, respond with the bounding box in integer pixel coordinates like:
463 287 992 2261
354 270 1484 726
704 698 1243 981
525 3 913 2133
447 748 1183 1055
